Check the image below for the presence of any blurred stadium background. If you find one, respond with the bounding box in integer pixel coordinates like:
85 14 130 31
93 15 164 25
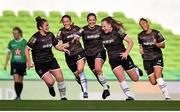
0 0 180 100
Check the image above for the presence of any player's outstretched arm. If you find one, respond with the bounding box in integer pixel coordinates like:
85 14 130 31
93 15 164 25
55 43 70 55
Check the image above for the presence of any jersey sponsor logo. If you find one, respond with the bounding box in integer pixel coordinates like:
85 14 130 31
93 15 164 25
14 48 22 60
14 48 21 56
42 44 52 48
102 39 114 44
11 44 17 47
87 34 100 39
67 34 78 39
143 42 155 46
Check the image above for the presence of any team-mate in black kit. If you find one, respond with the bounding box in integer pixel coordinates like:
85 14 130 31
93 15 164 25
25 16 69 100
101 17 143 101
138 18 171 100
57 15 88 98
79 13 110 99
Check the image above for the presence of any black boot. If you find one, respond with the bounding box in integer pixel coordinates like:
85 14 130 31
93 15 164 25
48 87 56 97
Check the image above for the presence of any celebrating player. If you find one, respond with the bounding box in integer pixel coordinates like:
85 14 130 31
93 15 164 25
57 15 88 98
80 13 110 99
25 16 68 100
138 18 171 100
101 17 143 100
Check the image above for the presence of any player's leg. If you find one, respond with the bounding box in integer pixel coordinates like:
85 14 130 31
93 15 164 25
124 56 143 81
143 60 157 85
66 55 81 86
41 71 56 97
154 66 171 100
86 55 101 85
95 50 109 88
95 58 110 99
148 73 157 85
110 58 134 100
76 58 88 98
113 66 134 100
49 58 67 100
13 74 23 100
51 69 67 100
126 69 139 82
11 62 25 100
35 62 56 97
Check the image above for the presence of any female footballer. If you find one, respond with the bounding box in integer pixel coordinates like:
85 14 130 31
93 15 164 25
4 27 27 100
138 18 171 100
80 13 110 99
101 17 143 100
25 16 69 100
57 15 88 98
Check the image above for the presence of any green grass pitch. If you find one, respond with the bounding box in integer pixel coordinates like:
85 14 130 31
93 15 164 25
0 100 180 111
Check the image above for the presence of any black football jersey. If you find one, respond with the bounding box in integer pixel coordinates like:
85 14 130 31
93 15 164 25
57 25 84 56
81 25 105 56
101 29 127 59
27 32 58 64
138 29 165 60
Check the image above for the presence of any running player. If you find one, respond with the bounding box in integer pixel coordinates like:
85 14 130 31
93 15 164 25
57 15 88 98
101 17 143 100
25 16 68 100
80 13 110 99
4 27 27 100
138 18 171 100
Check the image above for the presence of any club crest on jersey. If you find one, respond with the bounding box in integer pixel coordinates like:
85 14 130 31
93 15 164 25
38 70 42 74
77 55 82 60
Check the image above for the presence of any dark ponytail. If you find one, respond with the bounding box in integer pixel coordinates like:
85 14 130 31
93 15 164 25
35 16 47 30
101 16 124 31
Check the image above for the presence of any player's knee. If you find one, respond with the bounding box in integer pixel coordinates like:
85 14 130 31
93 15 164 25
133 77 139 82
77 68 84 74
132 75 139 82
46 80 55 86
150 80 157 85
95 67 102 75
14 79 23 83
